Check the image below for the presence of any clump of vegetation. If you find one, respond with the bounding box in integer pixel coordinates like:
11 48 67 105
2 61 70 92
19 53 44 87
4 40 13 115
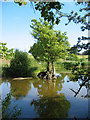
80 58 86 62
81 61 89 67
2 50 38 78
65 53 80 61
63 61 80 70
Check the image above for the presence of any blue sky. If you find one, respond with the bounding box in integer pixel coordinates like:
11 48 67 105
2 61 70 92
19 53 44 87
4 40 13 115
1 1 88 52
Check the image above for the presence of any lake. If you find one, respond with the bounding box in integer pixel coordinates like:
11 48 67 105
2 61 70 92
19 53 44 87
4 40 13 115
0 72 88 119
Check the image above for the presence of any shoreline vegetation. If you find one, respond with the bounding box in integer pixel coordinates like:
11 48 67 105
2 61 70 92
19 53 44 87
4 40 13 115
1 51 89 80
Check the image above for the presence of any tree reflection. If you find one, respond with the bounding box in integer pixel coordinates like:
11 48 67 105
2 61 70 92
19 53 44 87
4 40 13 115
33 77 64 97
31 94 70 118
31 78 70 118
10 79 32 100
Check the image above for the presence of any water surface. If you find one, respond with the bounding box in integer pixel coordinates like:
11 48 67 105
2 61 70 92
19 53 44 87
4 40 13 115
1 73 88 119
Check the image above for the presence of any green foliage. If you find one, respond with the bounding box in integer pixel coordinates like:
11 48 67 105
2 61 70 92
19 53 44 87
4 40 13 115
63 61 80 70
34 2 63 25
80 57 86 62
68 45 80 55
8 1 89 31
71 66 89 83
14 0 27 6
81 61 89 67
56 61 64 65
29 19 70 63
2 50 38 77
0 42 14 59
55 60 64 68
65 54 80 61
66 2 89 31
34 1 89 32
35 2 89 58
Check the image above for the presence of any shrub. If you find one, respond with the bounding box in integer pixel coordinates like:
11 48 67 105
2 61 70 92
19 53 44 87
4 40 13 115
63 61 80 70
2 50 38 77
66 54 79 61
55 61 64 67
81 61 88 66
80 58 86 62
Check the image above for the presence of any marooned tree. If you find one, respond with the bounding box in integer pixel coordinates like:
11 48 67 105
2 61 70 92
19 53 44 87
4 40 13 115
29 19 70 79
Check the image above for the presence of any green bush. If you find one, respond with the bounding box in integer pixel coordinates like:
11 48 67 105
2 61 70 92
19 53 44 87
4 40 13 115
80 58 86 62
63 61 80 70
55 61 64 67
65 54 79 61
2 50 38 77
81 61 88 66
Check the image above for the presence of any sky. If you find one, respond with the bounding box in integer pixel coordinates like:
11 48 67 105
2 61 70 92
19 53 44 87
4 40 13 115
1 1 88 52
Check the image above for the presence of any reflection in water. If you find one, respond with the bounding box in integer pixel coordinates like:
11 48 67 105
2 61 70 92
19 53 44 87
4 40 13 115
31 78 70 118
9 79 32 100
1 71 88 119
2 92 21 119
31 95 70 118
33 79 63 97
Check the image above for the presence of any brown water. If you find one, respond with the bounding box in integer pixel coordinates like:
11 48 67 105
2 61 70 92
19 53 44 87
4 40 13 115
0 73 88 119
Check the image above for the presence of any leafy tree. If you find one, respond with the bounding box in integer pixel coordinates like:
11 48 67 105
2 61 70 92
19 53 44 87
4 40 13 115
0 42 14 59
34 1 89 57
29 19 70 78
2 49 37 77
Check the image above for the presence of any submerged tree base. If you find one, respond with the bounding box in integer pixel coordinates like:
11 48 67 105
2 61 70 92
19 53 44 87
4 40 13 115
37 71 57 80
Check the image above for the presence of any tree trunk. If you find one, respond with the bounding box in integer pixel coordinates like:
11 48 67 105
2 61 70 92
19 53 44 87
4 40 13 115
52 61 56 76
47 62 52 79
47 62 51 72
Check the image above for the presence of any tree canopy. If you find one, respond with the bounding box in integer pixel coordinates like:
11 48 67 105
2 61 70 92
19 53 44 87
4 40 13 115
29 19 70 63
